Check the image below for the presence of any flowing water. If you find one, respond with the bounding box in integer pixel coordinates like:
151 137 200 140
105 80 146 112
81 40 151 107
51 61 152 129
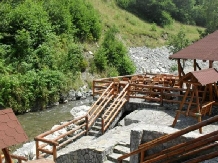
16 98 93 148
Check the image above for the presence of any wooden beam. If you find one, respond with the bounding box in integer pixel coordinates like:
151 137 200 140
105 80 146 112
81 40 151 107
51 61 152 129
2 148 12 163
209 60 214 68
194 59 196 71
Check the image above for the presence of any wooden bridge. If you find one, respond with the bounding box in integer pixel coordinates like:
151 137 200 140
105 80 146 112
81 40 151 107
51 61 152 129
34 72 218 161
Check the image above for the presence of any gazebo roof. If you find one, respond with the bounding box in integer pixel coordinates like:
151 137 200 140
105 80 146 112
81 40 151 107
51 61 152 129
169 30 218 61
183 68 218 85
0 108 28 149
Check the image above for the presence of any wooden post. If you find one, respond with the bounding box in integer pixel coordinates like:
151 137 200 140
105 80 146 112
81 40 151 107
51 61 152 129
53 145 57 161
209 60 213 68
209 84 213 102
85 115 89 135
35 140 39 159
194 59 196 71
140 151 144 163
194 85 202 134
101 118 105 135
92 80 95 98
2 148 12 163
177 59 181 80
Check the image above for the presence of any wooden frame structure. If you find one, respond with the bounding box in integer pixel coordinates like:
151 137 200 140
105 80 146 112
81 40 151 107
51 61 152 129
172 68 218 133
169 30 218 81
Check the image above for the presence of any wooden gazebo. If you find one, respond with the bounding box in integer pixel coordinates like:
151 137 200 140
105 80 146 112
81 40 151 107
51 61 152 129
172 68 218 133
169 30 218 80
0 108 28 163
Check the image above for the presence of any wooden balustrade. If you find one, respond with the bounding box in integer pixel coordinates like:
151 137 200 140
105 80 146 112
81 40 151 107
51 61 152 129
118 115 218 163
101 84 129 134
34 115 88 161
0 153 27 163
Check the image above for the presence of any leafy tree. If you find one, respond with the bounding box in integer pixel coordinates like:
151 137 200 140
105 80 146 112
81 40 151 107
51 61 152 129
94 27 135 75
69 0 102 41
200 0 218 36
167 27 190 53
116 0 176 27
172 0 196 24
0 0 102 112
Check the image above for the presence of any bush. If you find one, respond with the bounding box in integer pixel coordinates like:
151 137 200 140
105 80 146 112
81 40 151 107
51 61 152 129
94 27 135 76
167 27 190 53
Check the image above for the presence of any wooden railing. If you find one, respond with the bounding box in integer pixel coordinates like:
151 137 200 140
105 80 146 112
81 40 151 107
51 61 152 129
117 115 218 163
0 153 27 163
86 82 114 131
101 83 129 134
34 115 88 161
34 82 116 161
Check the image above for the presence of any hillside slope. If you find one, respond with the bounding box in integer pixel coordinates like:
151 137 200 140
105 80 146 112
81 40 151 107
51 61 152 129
88 0 204 48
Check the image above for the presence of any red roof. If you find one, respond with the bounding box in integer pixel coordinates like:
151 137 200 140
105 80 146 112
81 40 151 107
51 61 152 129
185 68 218 85
169 30 218 61
0 108 28 149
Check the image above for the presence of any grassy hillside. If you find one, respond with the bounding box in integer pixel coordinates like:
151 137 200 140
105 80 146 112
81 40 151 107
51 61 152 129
87 0 204 48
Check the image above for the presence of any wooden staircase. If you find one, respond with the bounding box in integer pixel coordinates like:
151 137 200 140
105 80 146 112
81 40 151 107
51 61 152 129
87 82 129 136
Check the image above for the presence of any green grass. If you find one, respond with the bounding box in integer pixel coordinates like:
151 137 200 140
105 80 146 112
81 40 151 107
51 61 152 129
87 0 204 48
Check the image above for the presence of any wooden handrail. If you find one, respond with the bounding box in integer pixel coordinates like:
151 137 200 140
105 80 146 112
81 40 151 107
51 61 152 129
101 84 129 134
118 115 218 163
88 82 113 115
87 84 114 130
36 115 87 139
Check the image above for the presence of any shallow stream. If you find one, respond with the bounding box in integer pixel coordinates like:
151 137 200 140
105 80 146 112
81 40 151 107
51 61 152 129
16 98 93 148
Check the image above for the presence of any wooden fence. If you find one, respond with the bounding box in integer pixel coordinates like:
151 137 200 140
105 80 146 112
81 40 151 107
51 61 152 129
118 115 218 163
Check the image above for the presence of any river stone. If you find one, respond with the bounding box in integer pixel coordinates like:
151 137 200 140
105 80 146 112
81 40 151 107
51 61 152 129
70 105 90 118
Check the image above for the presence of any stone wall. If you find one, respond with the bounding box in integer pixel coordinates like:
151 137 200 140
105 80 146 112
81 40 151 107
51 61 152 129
129 125 217 163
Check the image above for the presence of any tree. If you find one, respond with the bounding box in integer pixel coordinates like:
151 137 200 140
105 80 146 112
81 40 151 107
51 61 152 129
201 0 218 36
94 27 135 75
167 27 190 53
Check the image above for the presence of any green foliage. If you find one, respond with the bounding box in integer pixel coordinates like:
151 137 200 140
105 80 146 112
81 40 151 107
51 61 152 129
169 64 178 73
150 23 157 31
200 0 218 37
94 27 135 75
167 27 190 53
0 70 69 113
117 0 176 27
69 0 102 41
116 0 218 30
0 0 102 112
94 49 108 72
106 66 119 77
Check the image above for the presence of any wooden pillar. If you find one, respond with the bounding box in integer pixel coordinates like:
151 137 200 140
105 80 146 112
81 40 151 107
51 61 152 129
209 60 213 68
85 116 89 136
194 59 197 71
178 59 181 79
35 140 39 159
2 148 12 163
0 151 3 163
194 85 202 134
101 118 105 135
53 145 57 161
209 84 213 101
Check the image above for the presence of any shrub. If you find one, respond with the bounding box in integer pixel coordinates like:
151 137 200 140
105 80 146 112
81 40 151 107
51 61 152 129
95 26 135 76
